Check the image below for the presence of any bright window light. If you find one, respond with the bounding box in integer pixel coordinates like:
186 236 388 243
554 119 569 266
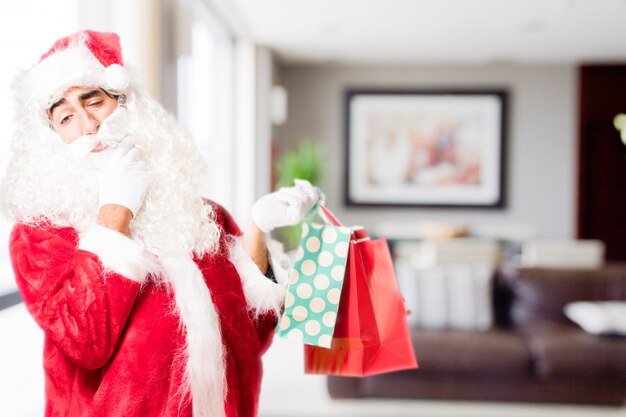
176 3 235 211
0 1 79 295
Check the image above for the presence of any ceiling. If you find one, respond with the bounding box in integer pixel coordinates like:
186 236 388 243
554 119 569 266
217 0 626 66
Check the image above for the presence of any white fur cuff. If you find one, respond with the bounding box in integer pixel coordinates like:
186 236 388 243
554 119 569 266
267 239 290 286
229 239 288 315
79 225 155 282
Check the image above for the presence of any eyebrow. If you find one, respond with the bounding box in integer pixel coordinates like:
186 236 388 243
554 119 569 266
49 98 65 117
79 89 102 101
49 89 103 118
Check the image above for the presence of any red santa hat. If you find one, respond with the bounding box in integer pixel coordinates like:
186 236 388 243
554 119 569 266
25 30 131 109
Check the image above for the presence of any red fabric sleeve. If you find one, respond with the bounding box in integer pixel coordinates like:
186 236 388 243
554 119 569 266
205 200 280 348
252 311 278 354
9 223 141 369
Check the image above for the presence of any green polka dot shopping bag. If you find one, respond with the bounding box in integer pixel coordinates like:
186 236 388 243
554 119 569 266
276 203 351 348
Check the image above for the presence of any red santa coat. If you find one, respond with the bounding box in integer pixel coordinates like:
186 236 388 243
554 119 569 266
9 202 283 417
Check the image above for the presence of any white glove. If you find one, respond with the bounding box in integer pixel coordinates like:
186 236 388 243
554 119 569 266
252 179 319 233
98 136 153 218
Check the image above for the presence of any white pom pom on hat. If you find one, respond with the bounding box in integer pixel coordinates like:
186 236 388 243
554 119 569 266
105 63 130 90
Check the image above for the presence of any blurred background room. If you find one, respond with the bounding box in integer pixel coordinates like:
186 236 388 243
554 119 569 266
1 0 625 416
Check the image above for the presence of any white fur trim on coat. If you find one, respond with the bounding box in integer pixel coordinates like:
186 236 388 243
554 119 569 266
78 225 157 282
161 256 226 417
229 239 287 318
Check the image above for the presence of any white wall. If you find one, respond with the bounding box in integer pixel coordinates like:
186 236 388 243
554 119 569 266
78 0 162 100
274 65 578 239
255 46 275 198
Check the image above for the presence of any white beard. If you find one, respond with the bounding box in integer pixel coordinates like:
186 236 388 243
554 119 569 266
1 90 221 259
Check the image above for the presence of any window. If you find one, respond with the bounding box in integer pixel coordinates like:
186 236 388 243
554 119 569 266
175 1 235 210
0 4 79 415
0 1 79 296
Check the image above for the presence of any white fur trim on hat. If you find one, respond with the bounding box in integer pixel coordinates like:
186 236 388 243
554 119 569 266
26 44 131 112
78 225 158 282
27 44 106 109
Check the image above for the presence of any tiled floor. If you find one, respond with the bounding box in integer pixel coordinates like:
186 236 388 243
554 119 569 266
2 303 624 417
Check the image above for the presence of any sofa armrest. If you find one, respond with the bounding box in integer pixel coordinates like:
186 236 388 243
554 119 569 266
501 264 626 328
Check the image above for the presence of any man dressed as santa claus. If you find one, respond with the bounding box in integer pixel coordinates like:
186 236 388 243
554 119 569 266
1 30 318 417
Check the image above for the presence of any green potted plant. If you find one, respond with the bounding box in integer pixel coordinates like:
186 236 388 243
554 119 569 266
273 139 323 250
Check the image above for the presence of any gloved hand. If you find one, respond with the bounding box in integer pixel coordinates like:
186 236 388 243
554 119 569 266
252 179 319 233
98 136 153 218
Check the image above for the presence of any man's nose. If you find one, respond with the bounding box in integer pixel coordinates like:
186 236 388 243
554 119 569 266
78 109 99 135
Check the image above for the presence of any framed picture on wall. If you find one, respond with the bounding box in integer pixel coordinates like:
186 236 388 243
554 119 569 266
344 89 507 208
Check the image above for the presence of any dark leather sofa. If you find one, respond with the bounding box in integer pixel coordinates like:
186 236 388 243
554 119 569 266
327 264 626 405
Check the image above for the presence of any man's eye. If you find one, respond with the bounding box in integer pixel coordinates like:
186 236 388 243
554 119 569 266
60 115 72 125
88 100 103 107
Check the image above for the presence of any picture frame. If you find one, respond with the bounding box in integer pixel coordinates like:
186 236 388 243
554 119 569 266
344 89 507 208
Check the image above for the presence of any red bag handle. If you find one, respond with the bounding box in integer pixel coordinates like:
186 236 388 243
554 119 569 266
317 203 342 227
318 204 371 241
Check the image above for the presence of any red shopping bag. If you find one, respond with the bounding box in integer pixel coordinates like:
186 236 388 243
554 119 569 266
304 205 418 376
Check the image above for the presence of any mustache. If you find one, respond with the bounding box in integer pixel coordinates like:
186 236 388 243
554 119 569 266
66 105 141 156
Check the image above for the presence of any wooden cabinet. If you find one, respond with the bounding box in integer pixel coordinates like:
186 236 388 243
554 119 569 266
578 65 626 261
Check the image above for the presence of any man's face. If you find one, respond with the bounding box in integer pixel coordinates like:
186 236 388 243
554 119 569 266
48 86 118 148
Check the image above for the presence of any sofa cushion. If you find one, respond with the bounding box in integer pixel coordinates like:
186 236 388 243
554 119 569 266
395 260 495 331
565 301 626 335
411 329 530 375
506 266 626 328
528 328 626 382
